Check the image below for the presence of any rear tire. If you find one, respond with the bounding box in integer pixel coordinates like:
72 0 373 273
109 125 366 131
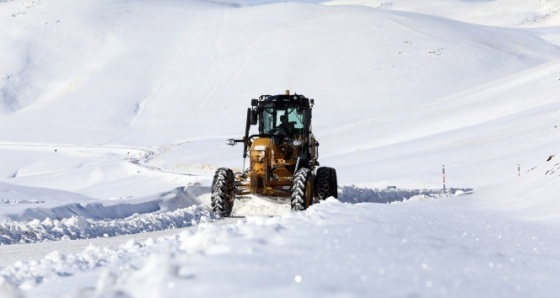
211 168 235 217
315 167 338 200
291 168 314 211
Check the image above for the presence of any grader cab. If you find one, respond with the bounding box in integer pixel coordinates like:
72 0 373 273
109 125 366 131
211 91 338 217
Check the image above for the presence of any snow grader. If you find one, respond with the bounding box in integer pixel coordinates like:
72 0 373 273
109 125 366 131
211 91 338 217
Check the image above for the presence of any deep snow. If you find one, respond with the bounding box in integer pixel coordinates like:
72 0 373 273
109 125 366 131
1 0 560 297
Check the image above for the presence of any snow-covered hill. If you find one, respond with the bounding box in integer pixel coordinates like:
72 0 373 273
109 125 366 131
326 0 560 28
0 0 560 297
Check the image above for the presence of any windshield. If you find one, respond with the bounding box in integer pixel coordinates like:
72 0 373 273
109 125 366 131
262 107 305 136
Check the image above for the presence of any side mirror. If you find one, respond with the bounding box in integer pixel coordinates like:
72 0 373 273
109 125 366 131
250 109 258 125
226 139 236 146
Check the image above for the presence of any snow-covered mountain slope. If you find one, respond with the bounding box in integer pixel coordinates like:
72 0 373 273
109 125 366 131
1 0 559 194
0 0 560 297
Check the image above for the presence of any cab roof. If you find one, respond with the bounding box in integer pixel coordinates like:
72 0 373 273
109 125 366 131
251 93 313 109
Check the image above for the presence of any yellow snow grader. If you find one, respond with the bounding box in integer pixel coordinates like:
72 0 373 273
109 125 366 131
211 91 338 216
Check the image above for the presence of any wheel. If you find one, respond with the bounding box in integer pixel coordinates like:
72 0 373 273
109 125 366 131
315 167 338 200
291 168 314 211
211 168 235 217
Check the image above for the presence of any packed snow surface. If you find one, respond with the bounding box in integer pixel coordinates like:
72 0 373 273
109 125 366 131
1 0 560 297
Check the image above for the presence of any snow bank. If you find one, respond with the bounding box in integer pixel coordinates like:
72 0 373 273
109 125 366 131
0 183 474 246
339 186 473 204
0 205 213 245
0 183 209 220
0 185 212 244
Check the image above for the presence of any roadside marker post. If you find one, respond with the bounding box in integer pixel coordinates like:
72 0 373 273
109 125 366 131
442 165 446 191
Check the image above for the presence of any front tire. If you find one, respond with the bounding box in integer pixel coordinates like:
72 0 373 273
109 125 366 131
316 167 338 200
291 168 314 211
211 168 235 217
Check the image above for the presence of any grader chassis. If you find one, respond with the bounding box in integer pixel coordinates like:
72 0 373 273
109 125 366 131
211 91 338 216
